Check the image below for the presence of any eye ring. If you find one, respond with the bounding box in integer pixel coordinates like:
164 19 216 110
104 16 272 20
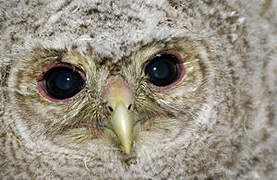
37 63 86 102
143 50 185 90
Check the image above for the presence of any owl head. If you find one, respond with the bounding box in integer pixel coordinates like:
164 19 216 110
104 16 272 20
4 1 274 178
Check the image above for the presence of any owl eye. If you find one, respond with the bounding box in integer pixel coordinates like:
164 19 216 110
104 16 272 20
144 51 185 88
37 63 86 101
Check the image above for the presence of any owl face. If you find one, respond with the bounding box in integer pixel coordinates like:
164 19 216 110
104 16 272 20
2 0 276 178
8 38 212 155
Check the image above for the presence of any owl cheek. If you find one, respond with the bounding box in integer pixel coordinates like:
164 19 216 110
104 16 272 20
141 119 153 131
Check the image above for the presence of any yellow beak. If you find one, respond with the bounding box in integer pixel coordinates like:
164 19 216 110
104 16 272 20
111 103 133 154
104 76 134 154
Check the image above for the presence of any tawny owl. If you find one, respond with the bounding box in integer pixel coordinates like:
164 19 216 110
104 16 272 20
0 0 276 179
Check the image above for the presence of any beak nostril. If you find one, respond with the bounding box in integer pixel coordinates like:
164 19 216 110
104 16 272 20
128 104 132 110
108 106 113 112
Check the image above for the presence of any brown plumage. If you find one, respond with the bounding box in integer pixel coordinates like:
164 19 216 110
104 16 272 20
0 0 276 179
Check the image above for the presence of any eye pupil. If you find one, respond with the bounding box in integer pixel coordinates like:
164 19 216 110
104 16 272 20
43 66 85 100
148 59 172 80
53 71 75 90
144 54 180 87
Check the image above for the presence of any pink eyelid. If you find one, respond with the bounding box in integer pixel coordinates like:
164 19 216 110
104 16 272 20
37 63 86 102
144 50 186 90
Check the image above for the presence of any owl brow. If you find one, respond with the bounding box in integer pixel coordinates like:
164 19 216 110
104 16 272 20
41 56 60 62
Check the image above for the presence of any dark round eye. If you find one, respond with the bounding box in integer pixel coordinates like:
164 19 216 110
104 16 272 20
144 51 185 88
38 64 85 101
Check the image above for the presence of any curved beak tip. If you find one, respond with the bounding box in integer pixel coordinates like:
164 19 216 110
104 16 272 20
123 142 132 154
111 103 134 155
